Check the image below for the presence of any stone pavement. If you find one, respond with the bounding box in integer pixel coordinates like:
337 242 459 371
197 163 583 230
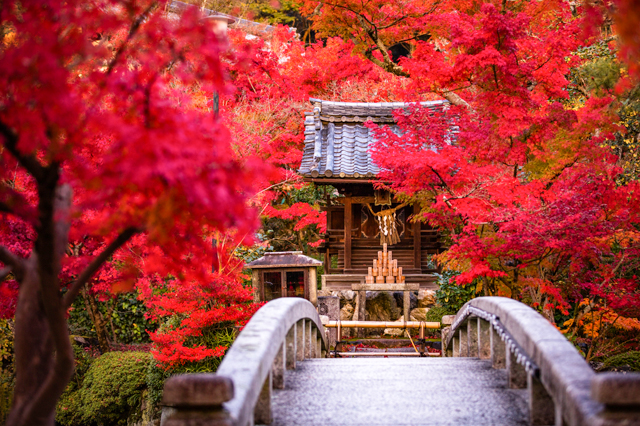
270 357 528 426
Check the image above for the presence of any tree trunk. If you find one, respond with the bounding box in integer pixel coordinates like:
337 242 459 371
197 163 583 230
81 285 111 353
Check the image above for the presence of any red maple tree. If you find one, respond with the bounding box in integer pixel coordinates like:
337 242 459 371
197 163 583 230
0 1 266 425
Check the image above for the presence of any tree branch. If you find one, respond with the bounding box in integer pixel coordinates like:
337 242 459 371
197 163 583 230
0 266 12 282
0 119 46 182
105 2 158 76
0 245 24 278
63 226 141 309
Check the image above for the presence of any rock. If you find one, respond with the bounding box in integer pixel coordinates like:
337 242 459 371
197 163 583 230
317 289 332 297
339 290 356 301
417 290 437 308
393 291 417 311
410 307 430 322
340 303 354 321
442 315 456 325
366 292 401 321
383 316 411 336
319 315 330 325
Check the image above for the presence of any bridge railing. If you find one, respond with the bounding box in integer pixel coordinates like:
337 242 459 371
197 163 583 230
161 298 327 426
442 297 640 426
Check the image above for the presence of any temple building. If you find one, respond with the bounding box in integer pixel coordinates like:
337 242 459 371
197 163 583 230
298 98 447 291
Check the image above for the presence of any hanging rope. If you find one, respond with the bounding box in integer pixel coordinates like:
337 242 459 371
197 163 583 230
365 202 408 246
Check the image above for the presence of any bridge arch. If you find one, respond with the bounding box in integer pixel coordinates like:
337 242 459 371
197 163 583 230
443 296 640 426
162 298 327 426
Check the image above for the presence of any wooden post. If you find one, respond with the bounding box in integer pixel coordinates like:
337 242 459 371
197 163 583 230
344 196 352 270
413 204 421 270
357 290 366 338
403 291 410 321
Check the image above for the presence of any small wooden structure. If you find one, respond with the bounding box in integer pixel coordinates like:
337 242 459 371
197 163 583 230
246 251 321 306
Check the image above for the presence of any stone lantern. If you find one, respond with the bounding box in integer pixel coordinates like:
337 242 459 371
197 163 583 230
246 252 322 306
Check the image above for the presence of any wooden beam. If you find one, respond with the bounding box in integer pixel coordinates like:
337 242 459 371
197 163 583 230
413 204 421 270
344 196 352 270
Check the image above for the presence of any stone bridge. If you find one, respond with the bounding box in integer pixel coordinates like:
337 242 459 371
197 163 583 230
161 297 640 426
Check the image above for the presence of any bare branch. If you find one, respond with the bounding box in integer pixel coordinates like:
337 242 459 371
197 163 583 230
0 119 46 182
0 245 24 275
63 226 141 309
0 267 12 282
105 2 158 76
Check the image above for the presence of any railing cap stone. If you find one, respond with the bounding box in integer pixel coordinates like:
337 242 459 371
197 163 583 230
591 372 640 406
163 374 234 407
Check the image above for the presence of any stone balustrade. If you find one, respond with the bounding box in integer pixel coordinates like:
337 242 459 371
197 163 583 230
161 298 327 426
442 297 640 426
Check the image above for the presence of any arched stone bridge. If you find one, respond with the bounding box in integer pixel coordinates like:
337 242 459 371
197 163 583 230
161 297 640 426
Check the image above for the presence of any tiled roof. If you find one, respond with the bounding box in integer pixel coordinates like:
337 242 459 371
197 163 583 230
246 252 322 269
299 98 448 179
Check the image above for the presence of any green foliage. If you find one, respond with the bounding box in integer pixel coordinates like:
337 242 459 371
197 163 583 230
435 271 476 314
57 351 152 426
424 306 449 323
0 320 14 424
67 292 158 345
601 351 640 372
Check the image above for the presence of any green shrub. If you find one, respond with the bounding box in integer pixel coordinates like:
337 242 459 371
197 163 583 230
601 351 640 372
0 319 14 424
424 306 450 323
435 270 476 314
57 351 151 426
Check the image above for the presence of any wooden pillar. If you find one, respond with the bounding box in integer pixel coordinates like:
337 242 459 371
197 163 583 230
344 196 352 270
357 290 366 338
251 270 261 303
413 204 421 270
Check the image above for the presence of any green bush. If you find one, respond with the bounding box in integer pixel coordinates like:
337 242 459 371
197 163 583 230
435 270 476 314
0 319 14 424
57 351 151 426
601 351 640 372
424 306 450 323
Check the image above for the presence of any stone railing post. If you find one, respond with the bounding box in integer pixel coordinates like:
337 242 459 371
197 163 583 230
528 373 554 425
254 370 272 424
477 319 491 360
296 319 305 362
507 349 527 389
467 317 479 357
285 325 296 370
452 335 459 357
305 320 312 358
459 325 469 357
490 326 505 369
162 375 234 426
272 343 285 390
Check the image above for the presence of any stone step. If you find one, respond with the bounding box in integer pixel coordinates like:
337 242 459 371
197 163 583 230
270 358 528 426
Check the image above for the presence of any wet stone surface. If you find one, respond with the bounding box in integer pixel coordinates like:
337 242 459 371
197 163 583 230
270 358 528 426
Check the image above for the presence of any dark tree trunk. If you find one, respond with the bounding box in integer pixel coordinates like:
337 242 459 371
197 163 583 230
81 284 111 353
